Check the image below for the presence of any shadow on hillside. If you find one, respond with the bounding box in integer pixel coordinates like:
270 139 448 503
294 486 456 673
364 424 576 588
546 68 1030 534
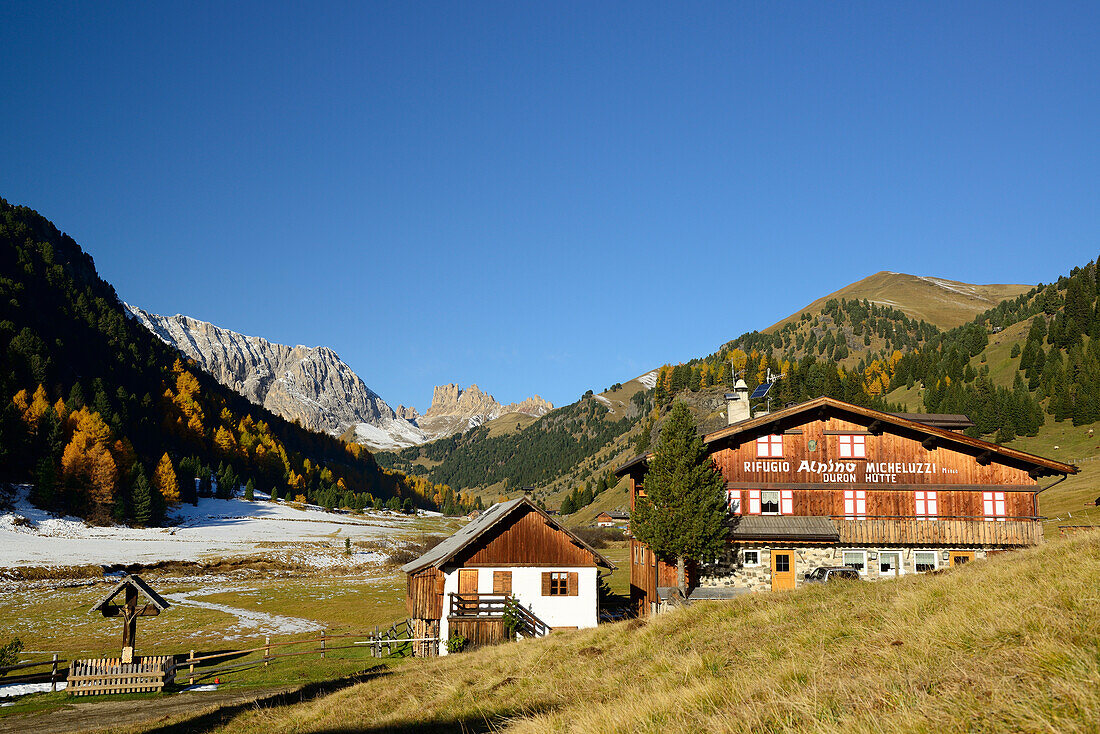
142 666 393 734
311 704 559 733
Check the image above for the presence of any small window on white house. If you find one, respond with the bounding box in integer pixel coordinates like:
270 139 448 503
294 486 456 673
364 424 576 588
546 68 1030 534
727 490 741 514
757 434 784 458
837 434 867 458
842 550 866 574
843 490 866 519
983 491 1006 521
914 551 937 573
761 490 780 514
915 491 938 518
742 550 760 567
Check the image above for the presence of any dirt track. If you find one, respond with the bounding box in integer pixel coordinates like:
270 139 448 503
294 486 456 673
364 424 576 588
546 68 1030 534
0 685 296 734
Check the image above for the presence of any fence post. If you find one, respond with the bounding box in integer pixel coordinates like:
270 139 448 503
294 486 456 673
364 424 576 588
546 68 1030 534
51 653 58 692
264 636 271 666
189 650 194 685
320 629 326 659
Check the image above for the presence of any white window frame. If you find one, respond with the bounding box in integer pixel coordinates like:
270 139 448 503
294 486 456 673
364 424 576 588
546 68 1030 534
914 490 938 518
727 489 741 514
841 549 867 575
760 490 781 515
756 434 784 458
913 550 938 573
843 489 867 519
983 491 1006 521
742 549 761 567
878 550 903 577
837 434 867 459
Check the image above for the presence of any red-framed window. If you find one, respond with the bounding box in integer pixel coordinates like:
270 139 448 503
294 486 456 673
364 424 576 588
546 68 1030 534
746 489 791 515
983 491 1006 521
837 434 867 459
756 434 784 458
727 489 742 514
843 489 866 519
914 490 938 518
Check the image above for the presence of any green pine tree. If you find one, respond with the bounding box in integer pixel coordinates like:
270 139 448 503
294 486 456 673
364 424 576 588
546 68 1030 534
244 479 255 501
132 469 153 527
631 401 728 593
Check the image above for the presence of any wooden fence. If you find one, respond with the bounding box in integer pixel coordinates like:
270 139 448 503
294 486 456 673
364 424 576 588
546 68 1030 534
181 622 438 685
67 656 175 696
0 654 65 692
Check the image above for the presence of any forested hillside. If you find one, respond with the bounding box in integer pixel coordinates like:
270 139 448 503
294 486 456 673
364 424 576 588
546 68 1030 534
0 199 473 525
377 390 647 499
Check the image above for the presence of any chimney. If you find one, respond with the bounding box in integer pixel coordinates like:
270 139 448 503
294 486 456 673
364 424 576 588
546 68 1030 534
726 379 751 425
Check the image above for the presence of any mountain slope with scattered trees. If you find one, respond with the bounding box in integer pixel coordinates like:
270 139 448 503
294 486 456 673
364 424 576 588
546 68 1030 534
0 198 476 525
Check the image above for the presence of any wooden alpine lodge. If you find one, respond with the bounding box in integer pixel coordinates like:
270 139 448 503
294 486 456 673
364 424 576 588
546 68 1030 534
617 395 1077 615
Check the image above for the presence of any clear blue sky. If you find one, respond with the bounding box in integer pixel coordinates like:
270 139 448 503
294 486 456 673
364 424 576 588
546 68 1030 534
2 3 1098 410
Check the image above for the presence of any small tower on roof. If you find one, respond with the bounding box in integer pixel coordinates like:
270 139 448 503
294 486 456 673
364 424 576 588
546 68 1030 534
725 379 751 425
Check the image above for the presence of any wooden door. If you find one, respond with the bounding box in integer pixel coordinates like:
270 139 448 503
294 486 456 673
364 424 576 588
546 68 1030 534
771 550 796 591
949 551 974 567
458 569 478 594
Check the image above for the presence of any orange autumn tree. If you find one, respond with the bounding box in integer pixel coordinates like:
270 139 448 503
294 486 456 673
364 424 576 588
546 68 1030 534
60 407 117 522
154 453 181 505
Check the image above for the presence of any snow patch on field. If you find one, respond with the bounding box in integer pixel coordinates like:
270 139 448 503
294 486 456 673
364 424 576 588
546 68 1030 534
637 369 659 390
593 394 612 408
164 586 323 635
0 487 412 568
0 681 67 699
916 276 990 301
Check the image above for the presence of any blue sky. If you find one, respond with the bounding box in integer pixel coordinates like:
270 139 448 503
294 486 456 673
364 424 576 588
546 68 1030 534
2 3 1098 410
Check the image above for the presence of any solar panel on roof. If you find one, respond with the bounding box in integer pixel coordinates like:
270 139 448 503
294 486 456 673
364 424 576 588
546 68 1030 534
750 383 771 399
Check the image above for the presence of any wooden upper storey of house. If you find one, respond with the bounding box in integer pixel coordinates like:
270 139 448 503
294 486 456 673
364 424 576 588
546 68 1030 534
617 397 1077 521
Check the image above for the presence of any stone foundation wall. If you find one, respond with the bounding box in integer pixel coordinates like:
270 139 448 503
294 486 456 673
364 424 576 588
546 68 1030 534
697 545 993 593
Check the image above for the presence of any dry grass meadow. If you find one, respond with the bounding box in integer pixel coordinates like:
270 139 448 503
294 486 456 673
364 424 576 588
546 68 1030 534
170 531 1100 734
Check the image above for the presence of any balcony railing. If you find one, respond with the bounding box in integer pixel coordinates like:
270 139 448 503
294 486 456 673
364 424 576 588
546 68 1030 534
831 516 1041 547
447 593 550 638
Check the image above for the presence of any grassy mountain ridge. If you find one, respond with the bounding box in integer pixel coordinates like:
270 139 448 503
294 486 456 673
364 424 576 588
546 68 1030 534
766 270 1031 332
195 531 1100 733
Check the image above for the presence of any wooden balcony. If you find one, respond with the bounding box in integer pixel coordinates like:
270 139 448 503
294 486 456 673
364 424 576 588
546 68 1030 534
832 517 1042 547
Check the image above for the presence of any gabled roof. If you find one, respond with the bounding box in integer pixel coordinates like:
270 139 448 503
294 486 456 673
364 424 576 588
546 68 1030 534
90 574 170 613
617 396 1077 478
401 497 615 574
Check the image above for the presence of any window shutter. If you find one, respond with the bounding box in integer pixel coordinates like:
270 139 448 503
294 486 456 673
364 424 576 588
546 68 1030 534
927 491 937 516
493 571 512 595
749 489 761 514
567 572 578 596
780 490 793 515
541 572 552 596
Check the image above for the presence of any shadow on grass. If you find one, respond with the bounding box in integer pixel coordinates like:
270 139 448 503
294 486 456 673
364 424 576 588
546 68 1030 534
142 665 393 734
308 702 560 733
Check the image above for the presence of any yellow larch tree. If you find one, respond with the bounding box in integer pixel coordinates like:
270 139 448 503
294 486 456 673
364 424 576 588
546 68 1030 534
154 453 181 505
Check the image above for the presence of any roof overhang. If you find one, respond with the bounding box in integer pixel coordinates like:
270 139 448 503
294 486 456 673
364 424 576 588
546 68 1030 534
703 396 1077 478
401 497 616 574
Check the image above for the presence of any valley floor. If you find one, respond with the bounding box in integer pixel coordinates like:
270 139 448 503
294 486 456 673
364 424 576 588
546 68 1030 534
187 531 1099 734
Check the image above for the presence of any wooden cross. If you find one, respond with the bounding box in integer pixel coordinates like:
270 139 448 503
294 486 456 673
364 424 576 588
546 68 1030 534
90 574 170 663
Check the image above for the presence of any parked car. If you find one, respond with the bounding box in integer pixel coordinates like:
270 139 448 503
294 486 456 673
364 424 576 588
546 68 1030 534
803 566 860 583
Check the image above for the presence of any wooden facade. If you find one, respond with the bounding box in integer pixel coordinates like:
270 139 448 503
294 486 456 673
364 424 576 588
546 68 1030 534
457 510 599 567
619 396 1076 614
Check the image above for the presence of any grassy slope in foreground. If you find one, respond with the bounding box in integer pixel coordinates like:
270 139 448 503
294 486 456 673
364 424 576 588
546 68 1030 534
203 533 1100 734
